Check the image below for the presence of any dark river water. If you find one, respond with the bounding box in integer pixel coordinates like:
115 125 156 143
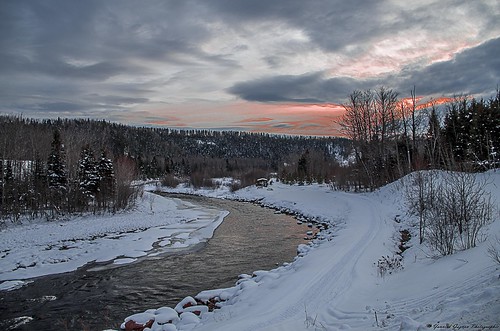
0 194 310 330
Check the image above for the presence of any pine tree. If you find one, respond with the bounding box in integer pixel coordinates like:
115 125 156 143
47 130 67 190
297 150 309 184
97 149 115 210
78 145 100 202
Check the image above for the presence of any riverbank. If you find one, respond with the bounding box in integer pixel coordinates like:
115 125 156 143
128 171 500 330
0 191 227 290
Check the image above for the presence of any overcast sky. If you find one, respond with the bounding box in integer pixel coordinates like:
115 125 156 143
1 0 499 135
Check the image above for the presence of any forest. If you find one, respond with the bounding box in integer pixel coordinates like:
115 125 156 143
0 116 349 220
0 87 498 221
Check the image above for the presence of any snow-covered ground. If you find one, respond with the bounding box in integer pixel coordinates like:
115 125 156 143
128 171 500 331
2 171 499 330
0 191 228 291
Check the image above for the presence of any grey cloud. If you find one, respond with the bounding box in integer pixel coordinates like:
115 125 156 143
202 0 500 60
0 54 129 81
229 38 500 103
35 102 85 112
262 56 284 69
45 60 127 81
228 72 377 103
0 0 220 77
397 37 500 96
201 0 381 52
89 95 149 106
228 72 326 103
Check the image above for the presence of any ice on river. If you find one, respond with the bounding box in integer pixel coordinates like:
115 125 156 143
0 191 228 289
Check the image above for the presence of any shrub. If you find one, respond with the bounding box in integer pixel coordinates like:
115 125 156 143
376 255 403 278
406 171 493 256
161 174 181 188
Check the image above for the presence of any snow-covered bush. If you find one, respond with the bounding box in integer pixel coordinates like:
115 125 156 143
487 235 500 265
376 255 403 278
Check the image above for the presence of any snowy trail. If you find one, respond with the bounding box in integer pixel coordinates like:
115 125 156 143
198 191 393 331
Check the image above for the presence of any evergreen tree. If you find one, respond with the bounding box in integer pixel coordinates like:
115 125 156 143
47 130 67 190
78 145 100 201
3 160 14 213
469 98 500 167
97 149 115 210
442 101 461 165
297 150 309 184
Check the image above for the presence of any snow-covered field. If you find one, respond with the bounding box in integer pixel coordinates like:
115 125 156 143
0 191 228 291
130 171 500 331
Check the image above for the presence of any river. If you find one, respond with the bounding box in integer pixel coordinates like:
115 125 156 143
0 194 311 330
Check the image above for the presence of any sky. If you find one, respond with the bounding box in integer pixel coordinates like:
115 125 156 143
1 0 499 136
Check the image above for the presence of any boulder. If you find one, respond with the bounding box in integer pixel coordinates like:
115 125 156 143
184 305 209 316
123 319 154 331
174 296 197 313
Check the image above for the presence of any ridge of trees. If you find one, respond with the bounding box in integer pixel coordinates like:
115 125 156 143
0 116 350 220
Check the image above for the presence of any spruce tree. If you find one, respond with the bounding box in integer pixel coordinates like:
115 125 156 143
47 130 67 190
47 130 67 216
97 149 115 210
78 145 99 204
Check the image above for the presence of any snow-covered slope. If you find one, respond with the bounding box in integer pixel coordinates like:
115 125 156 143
137 171 499 331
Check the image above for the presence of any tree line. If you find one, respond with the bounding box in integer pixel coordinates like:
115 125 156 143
339 87 500 190
0 116 350 220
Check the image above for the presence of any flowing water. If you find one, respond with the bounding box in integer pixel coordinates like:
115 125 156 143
0 194 310 330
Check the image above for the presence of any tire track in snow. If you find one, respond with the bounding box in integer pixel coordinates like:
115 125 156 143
379 264 498 329
241 194 386 331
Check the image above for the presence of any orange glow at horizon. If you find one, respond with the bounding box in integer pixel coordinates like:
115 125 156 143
399 96 453 110
137 96 455 137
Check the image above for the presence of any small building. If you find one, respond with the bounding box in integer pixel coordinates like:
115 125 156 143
256 178 268 188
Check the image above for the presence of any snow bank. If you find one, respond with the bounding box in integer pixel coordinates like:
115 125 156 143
0 191 228 288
